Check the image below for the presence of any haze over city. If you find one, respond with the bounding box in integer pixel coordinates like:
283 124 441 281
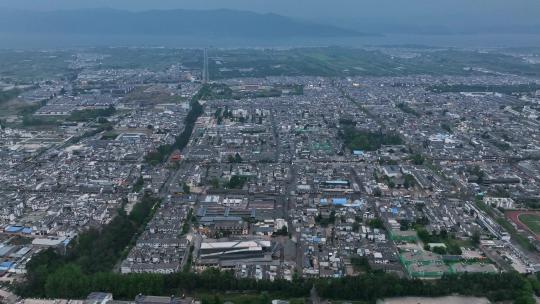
1 0 540 37
0 1 539 304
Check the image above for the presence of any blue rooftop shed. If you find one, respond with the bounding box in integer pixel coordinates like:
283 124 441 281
332 198 347 206
0 261 14 270
5 226 23 233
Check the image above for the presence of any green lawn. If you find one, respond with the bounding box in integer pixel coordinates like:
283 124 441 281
519 214 540 235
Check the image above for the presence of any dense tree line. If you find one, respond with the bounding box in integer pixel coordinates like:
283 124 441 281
416 228 462 255
197 83 233 100
227 153 243 163
367 218 385 230
396 103 420 117
20 100 57 126
20 100 116 127
145 144 174 165
315 210 336 227
428 83 540 95
519 198 540 210
440 123 453 134
145 93 204 165
16 195 160 298
18 266 311 300
22 116 61 127
17 260 538 303
67 123 114 145
67 105 116 122
0 88 21 104
227 175 248 189
339 126 403 152
315 272 536 303
350 256 371 273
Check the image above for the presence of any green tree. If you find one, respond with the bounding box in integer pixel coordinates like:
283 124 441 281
227 175 248 189
403 174 416 189
273 226 288 236
210 178 220 189
44 264 89 299
133 176 144 193
258 292 270 304
411 153 425 165
472 230 481 246
350 256 371 272
432 246 447 255
182 183 191 194
368 218 385 230
399 219 410 231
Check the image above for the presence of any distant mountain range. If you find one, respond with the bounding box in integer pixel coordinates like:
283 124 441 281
0 8 362 38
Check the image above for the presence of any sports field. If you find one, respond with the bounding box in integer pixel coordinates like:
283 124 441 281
519 214 540 235
506 211 540 240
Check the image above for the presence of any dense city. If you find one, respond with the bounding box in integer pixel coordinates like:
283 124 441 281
0 46 540 304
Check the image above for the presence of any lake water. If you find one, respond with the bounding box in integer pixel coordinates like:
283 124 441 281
0 33 539 49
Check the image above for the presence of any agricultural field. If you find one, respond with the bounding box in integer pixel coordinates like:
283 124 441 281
207 47 540 79
0 49 74 82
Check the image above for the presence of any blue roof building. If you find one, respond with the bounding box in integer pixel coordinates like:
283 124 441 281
0 261 14 271
332 198 347 206
5 226 23 233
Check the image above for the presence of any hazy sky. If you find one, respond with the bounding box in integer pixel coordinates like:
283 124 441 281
1 0 539 31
